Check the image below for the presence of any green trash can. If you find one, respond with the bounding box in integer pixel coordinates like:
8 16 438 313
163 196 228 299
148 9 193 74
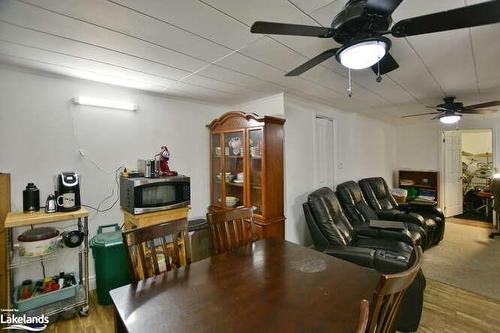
90 224 130 305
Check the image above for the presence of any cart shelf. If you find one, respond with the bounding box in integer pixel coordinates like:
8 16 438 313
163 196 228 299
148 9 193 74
5 208 90 318
5 208 89 228
22 285 87 317
9 248 83 270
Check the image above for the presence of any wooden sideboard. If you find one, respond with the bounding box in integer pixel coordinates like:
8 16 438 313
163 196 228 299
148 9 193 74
0 173 10 308
207 111 286 239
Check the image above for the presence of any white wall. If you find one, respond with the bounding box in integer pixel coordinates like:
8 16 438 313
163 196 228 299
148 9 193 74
233 93 285 116
0 66 225 285
0 66 399 284
395 119 500 172
462 130 492 155
394 119 500 209
283 94 396 245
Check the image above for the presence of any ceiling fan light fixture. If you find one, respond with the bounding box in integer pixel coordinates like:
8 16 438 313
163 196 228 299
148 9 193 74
439 114 462 124
337 37 390 70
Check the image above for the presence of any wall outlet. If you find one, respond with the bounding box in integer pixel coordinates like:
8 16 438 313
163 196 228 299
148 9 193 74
338 162 344 170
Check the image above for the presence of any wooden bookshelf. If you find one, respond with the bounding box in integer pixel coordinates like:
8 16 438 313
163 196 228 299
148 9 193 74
398 170 439 203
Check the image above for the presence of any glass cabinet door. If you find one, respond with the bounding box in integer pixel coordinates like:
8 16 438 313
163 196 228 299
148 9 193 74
211 133 222 207
223 131 245 208
249 128 263 215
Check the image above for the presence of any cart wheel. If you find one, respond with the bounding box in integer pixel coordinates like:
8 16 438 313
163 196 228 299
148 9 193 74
79 305 89 316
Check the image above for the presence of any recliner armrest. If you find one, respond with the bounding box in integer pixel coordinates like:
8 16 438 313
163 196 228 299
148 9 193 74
323 246 411 274
377 209 402 220
323 246 376 269
369 219 407 230
406 204 445 220
357 222 414 246
390 211 427 229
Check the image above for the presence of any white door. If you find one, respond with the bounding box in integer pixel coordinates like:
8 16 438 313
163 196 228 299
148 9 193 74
314 116 335 188
444 131 463 217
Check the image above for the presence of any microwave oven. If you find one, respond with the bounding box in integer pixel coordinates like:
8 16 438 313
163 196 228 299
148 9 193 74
120 175 190 214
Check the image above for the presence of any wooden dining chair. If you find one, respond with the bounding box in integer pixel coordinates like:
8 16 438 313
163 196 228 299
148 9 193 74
206 207 256 255
355 299 370 333
122 218 191 282
367 246 424 333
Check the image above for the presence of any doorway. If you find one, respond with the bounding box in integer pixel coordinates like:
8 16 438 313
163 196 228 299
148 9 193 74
442 129 494 222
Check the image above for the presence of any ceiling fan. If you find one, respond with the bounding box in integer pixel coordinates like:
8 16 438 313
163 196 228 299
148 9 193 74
250 0 500 82
401 97 500 124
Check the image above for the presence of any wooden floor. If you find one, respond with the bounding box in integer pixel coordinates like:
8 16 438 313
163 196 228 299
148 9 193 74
419 279 500 333
45 291 113 333
47 278 500 333
447 216 495 229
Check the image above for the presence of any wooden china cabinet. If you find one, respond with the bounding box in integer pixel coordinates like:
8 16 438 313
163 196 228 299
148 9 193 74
207 111 286 239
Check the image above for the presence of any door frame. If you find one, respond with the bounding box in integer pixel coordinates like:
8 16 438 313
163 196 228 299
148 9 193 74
439 127 496 215
312 114 336 189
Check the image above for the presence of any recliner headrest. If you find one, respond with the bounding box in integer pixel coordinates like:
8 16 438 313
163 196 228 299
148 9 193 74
359 177 398 211
306 187 353 247
337 181 364 204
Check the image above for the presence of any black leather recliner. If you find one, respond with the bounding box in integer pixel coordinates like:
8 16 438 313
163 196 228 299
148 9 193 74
303 187 414 271
303 187 425 332
359 177 445 246
336 181 430 249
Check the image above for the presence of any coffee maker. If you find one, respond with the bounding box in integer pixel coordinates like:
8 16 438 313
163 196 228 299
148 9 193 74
56 172 81 212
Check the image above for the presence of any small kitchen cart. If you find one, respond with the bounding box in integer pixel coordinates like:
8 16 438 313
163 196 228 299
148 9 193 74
4 208 90 317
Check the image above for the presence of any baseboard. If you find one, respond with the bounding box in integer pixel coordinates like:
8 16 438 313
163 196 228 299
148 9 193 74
88 275 96 291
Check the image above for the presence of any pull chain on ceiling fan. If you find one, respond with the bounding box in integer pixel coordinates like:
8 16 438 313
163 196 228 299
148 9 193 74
250 0 500 96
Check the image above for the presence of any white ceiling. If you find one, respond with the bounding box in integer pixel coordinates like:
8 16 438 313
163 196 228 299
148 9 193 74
1 0 500 122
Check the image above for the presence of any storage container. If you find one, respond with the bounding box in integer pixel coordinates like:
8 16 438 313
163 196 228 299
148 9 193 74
391 188 408 204
15 276 77 312
90 224 130 305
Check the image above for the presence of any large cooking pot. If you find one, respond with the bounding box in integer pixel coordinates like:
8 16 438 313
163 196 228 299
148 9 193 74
17 227 60 257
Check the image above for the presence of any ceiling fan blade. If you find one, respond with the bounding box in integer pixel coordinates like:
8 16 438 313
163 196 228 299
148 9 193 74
391 1 500 37
459 108 498 115
401 112 441 118
463 100 500 109
250 21 334 37
366 0 403 15
370 53 399 75
285 49 339 76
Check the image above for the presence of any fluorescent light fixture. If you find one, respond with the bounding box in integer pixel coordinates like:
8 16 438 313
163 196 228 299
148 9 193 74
337 38 389 70
73 96 136 111
439 114 461 124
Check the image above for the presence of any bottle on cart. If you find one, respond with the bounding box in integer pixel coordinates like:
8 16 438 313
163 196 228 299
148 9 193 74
23 182 40 212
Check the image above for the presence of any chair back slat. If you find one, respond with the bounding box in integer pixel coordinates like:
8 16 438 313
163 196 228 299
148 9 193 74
172 233 181 268
355 299 370 333
232 219 241 246
137 244 149 278
149 240 160 275
122 218 190 282
367 246 423 333
160 237 172 271
206 208 255 255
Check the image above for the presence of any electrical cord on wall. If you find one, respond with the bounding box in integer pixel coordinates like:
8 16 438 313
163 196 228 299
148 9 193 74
81 165 124 218
67 100 125 217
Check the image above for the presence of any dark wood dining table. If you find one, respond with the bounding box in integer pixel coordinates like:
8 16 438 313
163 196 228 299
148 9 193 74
110 239 381 333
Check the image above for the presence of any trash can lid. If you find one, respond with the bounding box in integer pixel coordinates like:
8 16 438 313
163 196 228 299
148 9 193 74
90 230 123 247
